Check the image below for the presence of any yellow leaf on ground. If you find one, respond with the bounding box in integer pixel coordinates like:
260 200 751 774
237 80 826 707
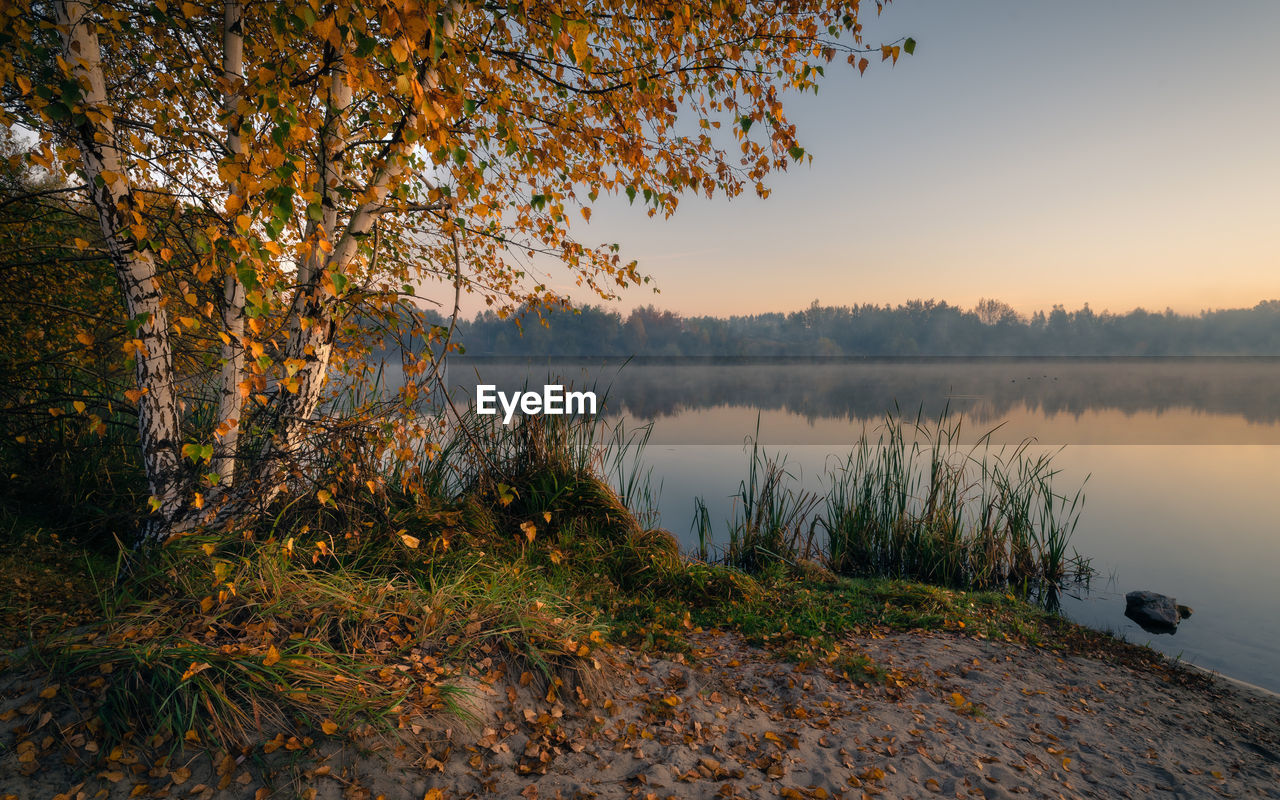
263 645 281 667
321 719 338 735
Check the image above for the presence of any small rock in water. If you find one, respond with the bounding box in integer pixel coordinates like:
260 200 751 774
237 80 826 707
1176 604 1194 619
1124 590 1183 634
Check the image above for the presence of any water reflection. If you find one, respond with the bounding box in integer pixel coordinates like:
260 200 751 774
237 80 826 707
443 357 1280 444
429 357 1280 692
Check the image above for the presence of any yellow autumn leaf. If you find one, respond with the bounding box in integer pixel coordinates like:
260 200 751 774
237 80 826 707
263 645 281 667
569 21 591 63
312 17 335 42
400 533 420 549
74 237 89 250
76 331 94 346
520 520 537 542
321 719 339 735
73 400 86 413
181 662 210 681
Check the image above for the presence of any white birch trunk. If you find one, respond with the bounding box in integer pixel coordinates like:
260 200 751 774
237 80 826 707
57 0 185 541
273 60 353 460
212 0 247 487
265 64 429 481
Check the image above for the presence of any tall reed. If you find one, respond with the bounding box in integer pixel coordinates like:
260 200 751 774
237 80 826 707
820 408 1089 594
719 426 822 573
401 382 663 529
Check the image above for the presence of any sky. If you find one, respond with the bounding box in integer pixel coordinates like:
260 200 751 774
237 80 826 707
567 1 1280 318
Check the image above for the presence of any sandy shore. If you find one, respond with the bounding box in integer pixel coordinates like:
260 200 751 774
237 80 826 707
4 630 1279 799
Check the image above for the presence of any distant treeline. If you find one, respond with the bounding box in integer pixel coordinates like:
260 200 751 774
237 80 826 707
421 299 1280 357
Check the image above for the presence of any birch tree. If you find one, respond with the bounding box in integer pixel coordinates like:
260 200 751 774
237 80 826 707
0 0 908 544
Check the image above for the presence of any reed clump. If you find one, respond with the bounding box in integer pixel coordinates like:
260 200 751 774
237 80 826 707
703 408 1090 598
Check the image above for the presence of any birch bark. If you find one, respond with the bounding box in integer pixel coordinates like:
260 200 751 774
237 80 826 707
57 0 185 541
212 0 247 488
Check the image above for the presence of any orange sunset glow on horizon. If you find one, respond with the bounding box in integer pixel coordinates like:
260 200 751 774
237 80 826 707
559 1 1280 319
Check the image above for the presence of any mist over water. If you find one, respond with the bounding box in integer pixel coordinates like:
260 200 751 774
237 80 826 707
435 357 1280 692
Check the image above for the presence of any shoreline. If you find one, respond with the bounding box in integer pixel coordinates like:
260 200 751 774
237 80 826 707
1180 662 1280 701
5 625 1279 799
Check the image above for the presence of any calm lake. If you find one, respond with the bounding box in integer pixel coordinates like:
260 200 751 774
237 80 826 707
442 357 1280 693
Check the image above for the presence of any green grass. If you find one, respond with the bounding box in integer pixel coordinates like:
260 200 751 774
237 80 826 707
607 564 1057 680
